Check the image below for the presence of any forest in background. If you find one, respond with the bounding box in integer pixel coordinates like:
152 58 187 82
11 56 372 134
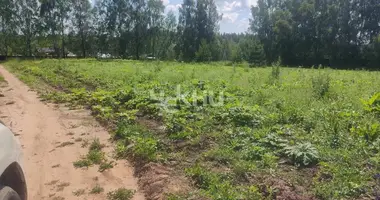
0 0 380 68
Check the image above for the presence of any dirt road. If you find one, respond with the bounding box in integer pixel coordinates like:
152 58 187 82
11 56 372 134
0 65 145 200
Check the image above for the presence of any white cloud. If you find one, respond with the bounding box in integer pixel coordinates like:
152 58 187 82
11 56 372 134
222 1 242 12
238 17 250 30
222 12 239 23
165 4 181 14
246 0 257 7
218 0 254 33
162 0 170 6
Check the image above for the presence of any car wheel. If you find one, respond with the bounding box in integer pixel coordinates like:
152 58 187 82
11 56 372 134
0 186 21 200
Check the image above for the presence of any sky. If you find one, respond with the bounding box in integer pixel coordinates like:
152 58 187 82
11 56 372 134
164 0 257 33
91 0 257 33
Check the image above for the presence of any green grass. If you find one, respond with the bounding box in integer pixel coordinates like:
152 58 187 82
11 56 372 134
90 184 104 194
4 59 380 199
73 138 113 172
107 188 135 200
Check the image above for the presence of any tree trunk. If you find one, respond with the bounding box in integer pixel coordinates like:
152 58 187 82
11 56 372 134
61 18 65 58
81 30 86 58
135 26 140 60
27 36 32 57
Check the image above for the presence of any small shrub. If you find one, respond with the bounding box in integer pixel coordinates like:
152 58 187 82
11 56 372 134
232 161 257 181
99 161 115 172
86 150 105 164
241 145 267 161
217 106 262 128
312 73 330 98
74 139 106 168
283 142 319 167
115 141 128 158
260 153 279 168
90 184 104 194
362 93 380 114
351 122 380 142
270 65 280 81
130 136 158 161
89 138 104 151
107 188 135 200
81 139 89 148
185 164 215 189
73 158 92 168
114 122 143 140
203 147 236 165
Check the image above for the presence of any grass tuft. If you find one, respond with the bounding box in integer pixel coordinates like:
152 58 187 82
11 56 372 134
107 188 135 200
90 184 104 194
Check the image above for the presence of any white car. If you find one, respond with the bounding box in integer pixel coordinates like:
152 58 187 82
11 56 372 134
0 124 27 200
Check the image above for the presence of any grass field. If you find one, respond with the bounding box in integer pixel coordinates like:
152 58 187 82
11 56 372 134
4 59 380 199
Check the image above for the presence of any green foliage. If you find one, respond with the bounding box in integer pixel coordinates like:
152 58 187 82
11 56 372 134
250 0 380 67
231 45 243 63
90 184 104 194
73 159 92 168
284 142 319 167
239 36 265 66
129 135 158 161
98 161 115 172
89 138 104 152
6 59 380 199
351 122 380 142
86 149 105 165
185 164 263 199
195 40 212 62
362 93 380 114
217 106 262 127
73 138 114 172
186 164 215 189
312 73 331 98
268 64 281 84
107 188 135 200
271 65 280 80
113 122 158 161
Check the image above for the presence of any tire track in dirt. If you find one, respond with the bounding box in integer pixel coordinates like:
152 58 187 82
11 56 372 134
0 65 145 200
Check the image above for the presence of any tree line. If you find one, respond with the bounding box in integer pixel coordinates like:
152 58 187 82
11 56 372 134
0 0 226 61
1 0 380 68
251 0 380 68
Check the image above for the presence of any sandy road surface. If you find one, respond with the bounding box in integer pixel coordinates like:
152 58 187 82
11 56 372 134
0 65 145 200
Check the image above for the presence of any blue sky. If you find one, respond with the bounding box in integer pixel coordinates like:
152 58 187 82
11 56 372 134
164 0 257 33
92 0 257 33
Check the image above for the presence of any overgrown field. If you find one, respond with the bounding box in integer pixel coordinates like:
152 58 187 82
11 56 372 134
4 59 380 199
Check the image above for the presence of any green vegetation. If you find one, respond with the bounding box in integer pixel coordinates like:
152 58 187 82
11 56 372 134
73 138 114 172
90 184 104 194
107 188 135 200
5 59 380 199
2 0 380 69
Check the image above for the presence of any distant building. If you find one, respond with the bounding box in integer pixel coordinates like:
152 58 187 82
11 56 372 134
37 47 56 57
67 52 77 58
